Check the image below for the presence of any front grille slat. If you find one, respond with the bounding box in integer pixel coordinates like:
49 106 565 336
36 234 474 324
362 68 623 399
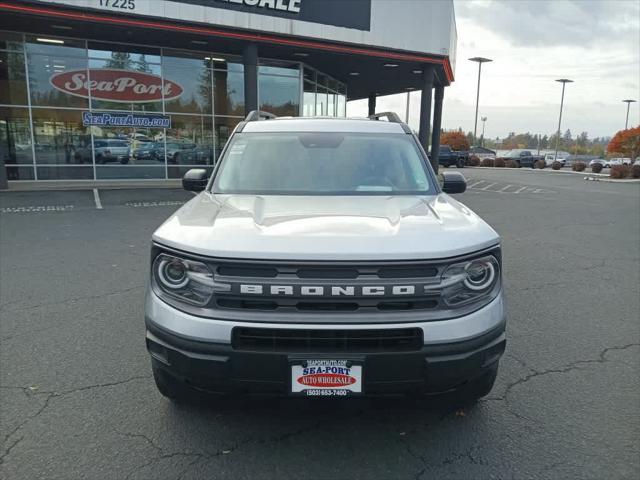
232 327 423 353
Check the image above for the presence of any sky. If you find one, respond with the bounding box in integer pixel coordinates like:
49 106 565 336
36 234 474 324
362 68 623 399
347 0 640 140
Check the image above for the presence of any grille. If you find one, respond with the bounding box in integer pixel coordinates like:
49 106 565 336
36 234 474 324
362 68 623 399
211 260 442 312
232 327 423 352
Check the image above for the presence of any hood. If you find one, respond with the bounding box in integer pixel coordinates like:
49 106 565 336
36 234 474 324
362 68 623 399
153 193 500 261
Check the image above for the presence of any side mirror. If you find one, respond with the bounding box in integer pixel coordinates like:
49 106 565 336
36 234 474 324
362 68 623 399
182 168 208 192
441 171 466 194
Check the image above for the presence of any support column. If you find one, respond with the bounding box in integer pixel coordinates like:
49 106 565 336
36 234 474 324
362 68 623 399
243 44 258 115
418 66 434 156
430 85 444 173
367 93 376 116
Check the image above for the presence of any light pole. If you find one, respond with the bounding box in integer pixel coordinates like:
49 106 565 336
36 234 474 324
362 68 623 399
623 99 636 129
469 57 492 146
554 79 573 162
480 116 487 147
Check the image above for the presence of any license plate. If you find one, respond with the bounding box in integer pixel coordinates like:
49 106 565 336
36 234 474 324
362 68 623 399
291 360 363 396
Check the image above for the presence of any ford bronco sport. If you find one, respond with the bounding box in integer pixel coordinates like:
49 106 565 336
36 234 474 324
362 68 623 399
145 111 506 401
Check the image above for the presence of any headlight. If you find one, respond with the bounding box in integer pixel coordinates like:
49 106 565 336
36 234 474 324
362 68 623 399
153 253 215 306
440 255 500 308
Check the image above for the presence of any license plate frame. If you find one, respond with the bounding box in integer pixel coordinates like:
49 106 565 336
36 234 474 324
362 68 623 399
289 358 364 397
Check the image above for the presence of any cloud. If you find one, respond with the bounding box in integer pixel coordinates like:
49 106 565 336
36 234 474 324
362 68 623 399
455 0 639 48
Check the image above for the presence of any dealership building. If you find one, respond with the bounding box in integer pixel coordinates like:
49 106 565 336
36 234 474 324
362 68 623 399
0 0 456 184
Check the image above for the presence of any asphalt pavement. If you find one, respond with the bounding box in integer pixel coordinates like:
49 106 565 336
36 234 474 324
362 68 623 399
1 169 639 479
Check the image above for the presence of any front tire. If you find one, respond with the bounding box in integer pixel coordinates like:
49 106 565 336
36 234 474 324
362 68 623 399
152 364 193 402
456 158 465 168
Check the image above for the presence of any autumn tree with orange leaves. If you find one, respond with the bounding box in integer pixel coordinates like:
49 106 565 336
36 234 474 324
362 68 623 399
607 126 640 159
440 130 470 151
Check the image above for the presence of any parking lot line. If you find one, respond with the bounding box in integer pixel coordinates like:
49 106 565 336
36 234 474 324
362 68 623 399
93 189 103 210
481 183 496 191
468 181 485 188
515 186 527 194
499 185 513 192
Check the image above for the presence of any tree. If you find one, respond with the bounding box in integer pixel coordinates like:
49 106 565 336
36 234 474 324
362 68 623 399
607 127 640 159
440 130 470 151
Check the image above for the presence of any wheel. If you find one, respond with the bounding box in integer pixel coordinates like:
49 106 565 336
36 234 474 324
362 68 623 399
96 155 104 165
120 157 129 165
152 364 193 402
515 160 521 168
453 364 498 404
456 159 465 168
174 153 181 164
443 162 450 168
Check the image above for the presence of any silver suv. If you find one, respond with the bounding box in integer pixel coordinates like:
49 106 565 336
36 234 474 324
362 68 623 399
145 112 506 402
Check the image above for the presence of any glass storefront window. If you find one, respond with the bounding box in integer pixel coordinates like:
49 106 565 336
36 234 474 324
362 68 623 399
258 64 299 77
0 51 27 105
214 69 244 116
0 32 23 51
31 108 91 165
6 166 35 180
88 42 161 66
27 53 89 108
337 95 346 117
303 80 316 116
2 30 348 182
259 74 300 117
87 58 163 112
1 107 33 166
25 36 86 57
163 54 212 115
165 115 214 166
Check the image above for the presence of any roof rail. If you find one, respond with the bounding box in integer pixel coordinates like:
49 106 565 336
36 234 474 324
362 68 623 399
368 111 403 123
245 110 277 122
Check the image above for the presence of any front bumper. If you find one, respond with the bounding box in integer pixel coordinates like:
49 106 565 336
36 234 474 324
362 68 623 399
145 291 506 395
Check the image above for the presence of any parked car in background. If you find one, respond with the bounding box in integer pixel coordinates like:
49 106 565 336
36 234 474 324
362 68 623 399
545 153 568 167
433 145 466 168
469 146 496 160
589 158 605 168
503 149 544 168
606 158 632 167
94 139 130 164
132 142 164 162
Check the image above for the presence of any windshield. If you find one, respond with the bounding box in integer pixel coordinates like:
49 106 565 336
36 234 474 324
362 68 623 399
213 132 434 195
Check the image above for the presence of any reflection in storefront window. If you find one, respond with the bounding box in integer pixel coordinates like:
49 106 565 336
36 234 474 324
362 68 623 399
0 107 33 168
165 115 214 166
88 58 163 113
214 68 244 116
30 108 91 165
0 51 27 105
27 53 89 108
2 31 349 182
163 54 212 115
259 73 300 117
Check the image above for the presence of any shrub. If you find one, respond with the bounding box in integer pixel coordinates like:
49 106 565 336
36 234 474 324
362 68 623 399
611 165 631 179
591 163 603 173
480 158 494 167
552 161 562 170
469 155 480 166
534 160 546 169
505 159 518 168
572 161 586 172
494 158 505 168
632 165 640 178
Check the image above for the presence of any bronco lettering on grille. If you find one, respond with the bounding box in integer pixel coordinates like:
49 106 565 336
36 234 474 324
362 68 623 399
239 285 417 296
